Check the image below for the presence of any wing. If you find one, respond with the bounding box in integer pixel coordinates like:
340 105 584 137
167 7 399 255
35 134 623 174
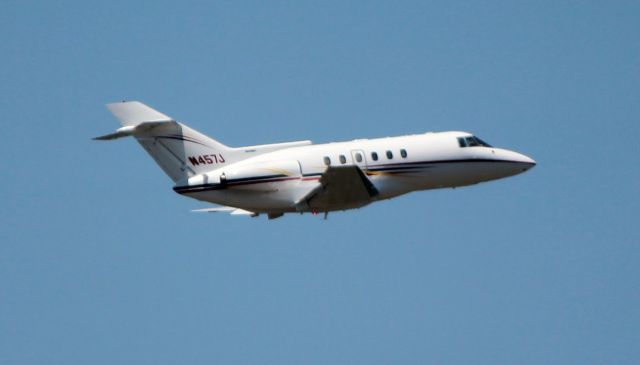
192 206 285 219
192 206 258 217
297 166 379 211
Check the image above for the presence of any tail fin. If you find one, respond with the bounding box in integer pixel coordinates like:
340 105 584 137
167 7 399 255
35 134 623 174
96 101 236 183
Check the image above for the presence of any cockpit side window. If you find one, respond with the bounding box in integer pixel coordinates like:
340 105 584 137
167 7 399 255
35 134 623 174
474 137 492 147
466 137 480 147
458 136 492 148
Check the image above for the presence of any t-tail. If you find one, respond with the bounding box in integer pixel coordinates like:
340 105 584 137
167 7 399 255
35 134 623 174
95 101 312 184
94 101 236 183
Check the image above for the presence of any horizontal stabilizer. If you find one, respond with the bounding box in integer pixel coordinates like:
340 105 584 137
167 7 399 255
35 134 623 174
93 126 136 140
106 101 173 126
92 121 174 141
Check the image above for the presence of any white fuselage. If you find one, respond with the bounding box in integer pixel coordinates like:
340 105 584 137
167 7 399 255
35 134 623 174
174 131 536 214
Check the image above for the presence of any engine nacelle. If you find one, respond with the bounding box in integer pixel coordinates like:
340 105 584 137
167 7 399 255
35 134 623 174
186 160 302 191
223 160 301 184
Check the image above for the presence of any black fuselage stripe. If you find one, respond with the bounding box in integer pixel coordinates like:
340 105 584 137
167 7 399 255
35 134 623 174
367 158 524 168
174 175 296 193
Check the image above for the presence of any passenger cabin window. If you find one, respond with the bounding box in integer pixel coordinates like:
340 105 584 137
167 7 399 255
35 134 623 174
371 152 378 161
339 155 347 164
355 153 363 163
400 149 407 158
386 150 393 159
323 156 331 166
458 136 492 148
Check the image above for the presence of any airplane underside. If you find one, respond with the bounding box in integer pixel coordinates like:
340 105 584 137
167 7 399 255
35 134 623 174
174 159 532 218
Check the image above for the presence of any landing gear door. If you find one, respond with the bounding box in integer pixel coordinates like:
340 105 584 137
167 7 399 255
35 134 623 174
350 149 367 169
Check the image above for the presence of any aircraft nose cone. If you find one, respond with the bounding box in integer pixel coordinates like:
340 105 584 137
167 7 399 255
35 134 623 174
509 152 536 174
513 152 536 173
494 149 536 176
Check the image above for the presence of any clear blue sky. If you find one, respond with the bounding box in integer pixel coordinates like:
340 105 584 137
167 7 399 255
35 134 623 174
1 1 638 364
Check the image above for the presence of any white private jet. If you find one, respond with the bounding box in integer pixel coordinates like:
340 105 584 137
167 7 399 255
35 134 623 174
96 101 536 219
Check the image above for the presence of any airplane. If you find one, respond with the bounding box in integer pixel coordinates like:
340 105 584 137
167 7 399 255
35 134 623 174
96 101 536 219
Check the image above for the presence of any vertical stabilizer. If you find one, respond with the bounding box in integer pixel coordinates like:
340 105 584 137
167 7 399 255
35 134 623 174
100 101 237 183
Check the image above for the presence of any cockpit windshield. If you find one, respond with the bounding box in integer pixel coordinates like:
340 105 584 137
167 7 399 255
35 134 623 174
457 136 492 148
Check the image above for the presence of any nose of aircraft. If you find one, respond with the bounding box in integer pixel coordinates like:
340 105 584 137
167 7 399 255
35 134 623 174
515 152 536 172
505 150 536 174
494 148 536 176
